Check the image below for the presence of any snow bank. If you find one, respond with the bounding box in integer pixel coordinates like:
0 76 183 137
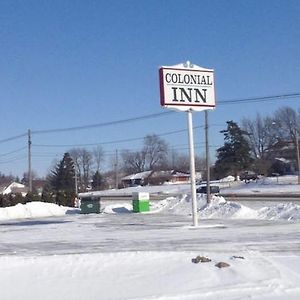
0 202 78 221
102 198 296 222
219 175 235 182
147 195 259 219
221 175 300 195
198 196 258 219
1 196 300 223
150 194 207 214
258 202 300 221
102 202 132 214
101 195 300 222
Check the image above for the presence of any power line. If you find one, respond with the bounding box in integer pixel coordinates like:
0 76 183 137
0 155 27 164
218 93 300 105
0 133 27 144
0 92 299 145
31 111 175 135
30 92 300 135
32 123 225 148
0 146 27 157
32 125 212 148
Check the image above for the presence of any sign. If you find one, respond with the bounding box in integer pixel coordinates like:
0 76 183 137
159 62 215 111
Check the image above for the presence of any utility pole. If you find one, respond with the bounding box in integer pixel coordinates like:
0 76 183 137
172 148 175 169
295 129 300 184
115 149 119 189
205 111 211 203
74 165 79 207
28 129 32 193
75 166 78 196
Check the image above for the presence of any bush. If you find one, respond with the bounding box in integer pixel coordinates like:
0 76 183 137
25 192 42 203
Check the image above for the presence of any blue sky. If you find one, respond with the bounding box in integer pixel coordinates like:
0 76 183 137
0 0 300 177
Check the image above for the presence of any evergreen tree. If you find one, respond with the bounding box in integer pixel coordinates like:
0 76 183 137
41 178 55 203
25 192 41 203
215 121 253 179
91 171 103 190
49 152 76 207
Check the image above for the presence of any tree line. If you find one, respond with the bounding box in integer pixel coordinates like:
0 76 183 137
1 106 299 207
214 106 300 179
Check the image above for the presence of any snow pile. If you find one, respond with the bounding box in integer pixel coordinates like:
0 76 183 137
102 202 132 214
150 194 207 214
146 195 300 221
162 195 300 221
198 196 258 219
219 175 235 182
147 194 259 219
1 195 300 223
261 175 298 185
258 202 300 221
0 202 78 221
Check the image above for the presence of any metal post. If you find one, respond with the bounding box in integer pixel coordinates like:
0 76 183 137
205 111 211 203
187 110 198 226
28 129 32 193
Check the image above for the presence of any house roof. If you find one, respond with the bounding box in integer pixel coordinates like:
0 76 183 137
122 170 190 181
1 182 28 195
32 179 47 189
275 157 291 164
171 172 190 178
122 171 152 181
150 170 190 178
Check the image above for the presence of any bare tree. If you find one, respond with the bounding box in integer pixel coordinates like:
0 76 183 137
121 150 146 174
69 148 93 191
168 151 206 173
82 149 93 188
242 114 278 159
69 148 81 187
120 135 169 174
143 134 168 170
93 146 105 172
274 106 299 142
240 107 300 175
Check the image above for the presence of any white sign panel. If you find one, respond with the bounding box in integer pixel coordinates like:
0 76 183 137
159 63 215 111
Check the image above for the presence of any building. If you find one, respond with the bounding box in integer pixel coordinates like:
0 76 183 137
0 182 28 197
121 170 191 187
121 171 153 187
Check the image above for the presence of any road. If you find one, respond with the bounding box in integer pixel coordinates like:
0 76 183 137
224 195 300 202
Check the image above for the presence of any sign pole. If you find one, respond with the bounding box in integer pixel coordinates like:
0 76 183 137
187 109 198 226
159 61 215 226
205 110 211 203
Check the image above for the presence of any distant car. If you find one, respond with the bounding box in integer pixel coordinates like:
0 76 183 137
196 185 220 194
271 172 280 177
239 171 258 182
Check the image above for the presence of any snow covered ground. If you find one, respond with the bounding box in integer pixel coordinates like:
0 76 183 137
220 175 300 195
1 177 300 299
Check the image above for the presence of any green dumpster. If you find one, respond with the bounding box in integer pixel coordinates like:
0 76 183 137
132 192 150 213
80 197 101 214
